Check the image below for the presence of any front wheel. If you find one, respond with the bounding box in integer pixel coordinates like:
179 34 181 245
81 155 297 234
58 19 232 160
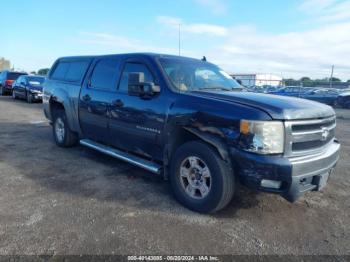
52 109 79 147
26 92 33 103
170 141 235 213
12 90 17 99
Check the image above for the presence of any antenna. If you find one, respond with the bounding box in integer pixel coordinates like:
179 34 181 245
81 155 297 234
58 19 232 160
329 65 334 88
178 24 181 56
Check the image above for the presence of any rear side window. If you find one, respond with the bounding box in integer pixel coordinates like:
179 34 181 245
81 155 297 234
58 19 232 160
89 59 120 90
51 60 89 82
51 62 70 80
65 61 89 82
8 72 26 80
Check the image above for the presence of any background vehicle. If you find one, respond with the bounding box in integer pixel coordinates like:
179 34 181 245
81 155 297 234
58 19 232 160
0 70 27 95
336 91 350 108
300 88 339 106
268 86 303 96
43 53 340 213
12 75 45 103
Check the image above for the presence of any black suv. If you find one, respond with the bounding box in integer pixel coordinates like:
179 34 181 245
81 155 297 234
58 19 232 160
0 70 28 95
42 53 340 213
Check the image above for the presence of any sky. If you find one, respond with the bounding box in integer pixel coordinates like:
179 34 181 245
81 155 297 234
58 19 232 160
1 0 349 80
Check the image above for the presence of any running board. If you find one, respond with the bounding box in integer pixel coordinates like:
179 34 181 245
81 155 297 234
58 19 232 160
80 139 161 174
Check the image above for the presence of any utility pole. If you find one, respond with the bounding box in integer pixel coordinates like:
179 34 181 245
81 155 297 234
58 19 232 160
330 65 334 88
178 24 181 56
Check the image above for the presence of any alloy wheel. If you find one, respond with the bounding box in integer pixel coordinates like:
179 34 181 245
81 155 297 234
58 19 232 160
179 156 212 199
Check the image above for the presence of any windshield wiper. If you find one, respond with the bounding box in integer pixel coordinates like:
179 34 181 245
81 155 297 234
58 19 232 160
194 87 233 92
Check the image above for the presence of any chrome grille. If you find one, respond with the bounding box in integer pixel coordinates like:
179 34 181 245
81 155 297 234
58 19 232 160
284 116 336 157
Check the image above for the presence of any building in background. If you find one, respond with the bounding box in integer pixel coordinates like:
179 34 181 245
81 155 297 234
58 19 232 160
0 57 11 71
231 73 283 87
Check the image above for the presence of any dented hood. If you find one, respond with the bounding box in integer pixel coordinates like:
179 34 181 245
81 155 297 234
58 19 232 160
191 91 335 120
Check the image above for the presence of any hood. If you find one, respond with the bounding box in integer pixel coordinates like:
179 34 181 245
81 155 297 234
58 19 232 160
191 91 335 120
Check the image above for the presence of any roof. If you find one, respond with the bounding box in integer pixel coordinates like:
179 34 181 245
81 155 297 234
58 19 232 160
57 53 208 63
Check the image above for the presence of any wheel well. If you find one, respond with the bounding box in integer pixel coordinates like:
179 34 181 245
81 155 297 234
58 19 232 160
168 128 198 158
163 127 229 179
49 99 64 117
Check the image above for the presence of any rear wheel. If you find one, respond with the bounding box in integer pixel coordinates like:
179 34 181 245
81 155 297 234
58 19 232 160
0 86 4 96
170 141 235 213
52 109 79 147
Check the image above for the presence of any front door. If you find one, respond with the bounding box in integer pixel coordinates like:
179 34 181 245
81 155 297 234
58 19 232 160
15 76 27 98
108 59 167 161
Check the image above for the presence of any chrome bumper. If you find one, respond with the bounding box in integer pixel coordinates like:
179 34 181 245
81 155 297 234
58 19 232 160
290 140 340 177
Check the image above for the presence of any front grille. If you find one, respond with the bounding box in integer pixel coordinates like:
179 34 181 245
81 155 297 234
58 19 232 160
285 116 336 157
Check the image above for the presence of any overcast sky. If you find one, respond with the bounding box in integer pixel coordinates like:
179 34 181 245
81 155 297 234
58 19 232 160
1 0 349 80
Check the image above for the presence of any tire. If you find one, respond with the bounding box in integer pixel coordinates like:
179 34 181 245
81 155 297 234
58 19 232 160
0 86 4 96
52 109 79 147
12 90 17 99
345 100 350 109
169 141 235 213
26 92 33 103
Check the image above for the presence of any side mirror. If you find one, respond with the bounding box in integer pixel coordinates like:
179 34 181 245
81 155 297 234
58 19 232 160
128 72 160 98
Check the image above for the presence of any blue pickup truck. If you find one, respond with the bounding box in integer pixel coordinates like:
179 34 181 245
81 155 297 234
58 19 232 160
42 53 340 213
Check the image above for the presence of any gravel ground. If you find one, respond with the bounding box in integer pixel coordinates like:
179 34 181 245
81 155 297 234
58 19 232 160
0 96 349 255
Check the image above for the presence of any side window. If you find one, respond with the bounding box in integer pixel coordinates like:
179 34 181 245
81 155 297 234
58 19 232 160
51 62 70 80
65 61 89 82
16 76 21 84
51 61 89 82
118 63 154 93
90 59 119 90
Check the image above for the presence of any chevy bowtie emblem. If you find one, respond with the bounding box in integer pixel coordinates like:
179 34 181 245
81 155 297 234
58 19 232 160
321 127 330 141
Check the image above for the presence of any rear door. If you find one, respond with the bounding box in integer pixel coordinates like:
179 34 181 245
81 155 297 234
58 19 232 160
79 58 121 143
107 58 167 160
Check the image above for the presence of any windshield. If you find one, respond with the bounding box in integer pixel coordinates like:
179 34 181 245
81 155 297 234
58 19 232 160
27 76 45 85
159 57 242 92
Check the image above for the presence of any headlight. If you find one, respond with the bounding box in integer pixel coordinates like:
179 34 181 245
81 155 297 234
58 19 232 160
239 120 284 154
30 90 41 94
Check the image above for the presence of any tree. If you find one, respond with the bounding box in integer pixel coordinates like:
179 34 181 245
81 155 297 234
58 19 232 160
300 76 314 87
283 78 299 86
300 77 311 82
330 77 341 82
37 68 50 76
347 80 350 83
30 71 36 75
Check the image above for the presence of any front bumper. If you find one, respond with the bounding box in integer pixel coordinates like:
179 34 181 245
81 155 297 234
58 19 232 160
30 92 43 100
230 140 340 202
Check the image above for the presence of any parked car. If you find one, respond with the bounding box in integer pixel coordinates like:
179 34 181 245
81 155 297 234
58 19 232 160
12 75 45 103
336 91 350 108
43 53 340 213
269 86 304 96
300 88 339 106
0 70 28 95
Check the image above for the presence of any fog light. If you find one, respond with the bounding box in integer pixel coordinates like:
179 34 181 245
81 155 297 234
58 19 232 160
261 179 282 189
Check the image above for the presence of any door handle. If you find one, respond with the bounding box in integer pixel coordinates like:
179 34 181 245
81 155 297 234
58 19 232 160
82 94 91 102
112 99 124 108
